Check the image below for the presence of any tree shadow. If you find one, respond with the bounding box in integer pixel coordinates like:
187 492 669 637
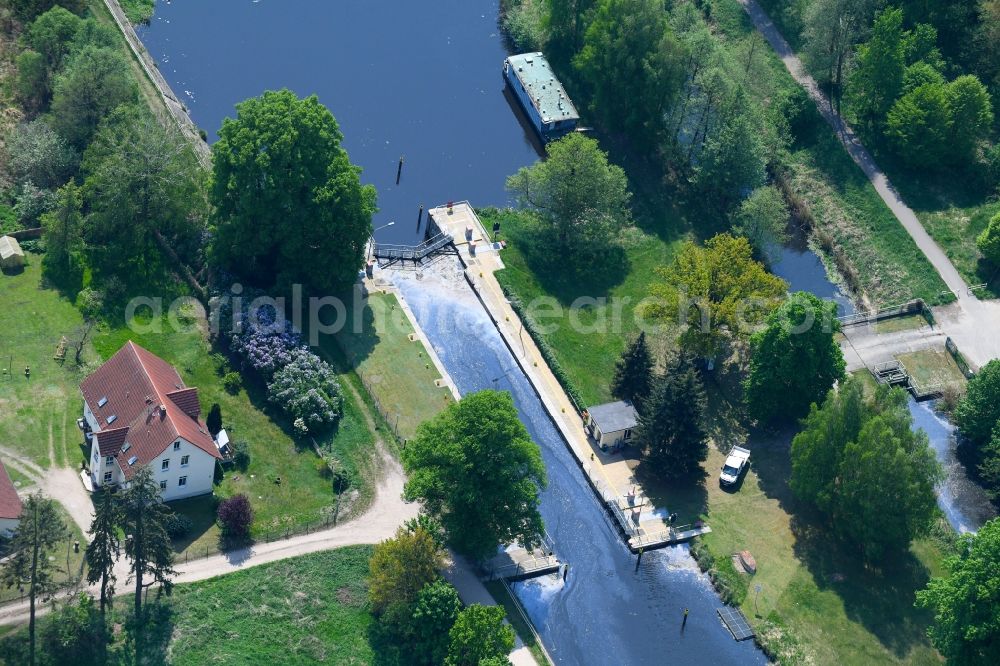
634 458 709 524
508 220 631 304
168 494 219 554
311 285 380 370
789 513 937 658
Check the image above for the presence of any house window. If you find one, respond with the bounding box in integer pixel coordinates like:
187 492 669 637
623 429 633 441
180 455 190 468
159 480 167 490
103 472 112 484
173 441 181 451
178 476 187 487
161 459 170 471
105 455 114 466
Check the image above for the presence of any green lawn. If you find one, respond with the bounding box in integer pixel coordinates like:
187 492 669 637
0 259 92 470
896 349 968 390
159 547 377 665
489 208 682 406
329 290 452 440
874 314 929 335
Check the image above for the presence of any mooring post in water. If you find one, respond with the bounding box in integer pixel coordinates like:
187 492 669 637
634 547 643 572
682 608 689 630
562 563 569 581
396 155 404 184
417 203 424 229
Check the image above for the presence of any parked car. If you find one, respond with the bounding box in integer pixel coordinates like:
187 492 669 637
720 446 751 487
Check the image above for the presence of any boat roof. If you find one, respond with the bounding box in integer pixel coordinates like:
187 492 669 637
506 52 580 124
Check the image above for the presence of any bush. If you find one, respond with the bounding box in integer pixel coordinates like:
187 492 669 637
13 181 56 227
987 143 1000 191
165 513 194 539
209 352 229 375
75 287 104 318
267 347 342 434
222 371 242 395
232 439 251 470
977 213 1000 265
217 493 254 538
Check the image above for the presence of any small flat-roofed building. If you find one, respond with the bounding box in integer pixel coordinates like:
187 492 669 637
504 52 579 140
585 400 639 450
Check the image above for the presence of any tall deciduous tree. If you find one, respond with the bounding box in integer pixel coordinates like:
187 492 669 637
610 331 653 409
402 390 547 560
954 358 1000 447
210 89 376 295
25 6 83 75
731 184 790 258
407 579 462 665
977 212 1000 265
39 181 83 287
445 605 516 666
49 46 137 148
1 493 67 666
119 466 176 639
886 82 953 167
506 132 630 248
635 354 707 480
745 292 845 425
574 0 685 145
791 379 941 562
802 0 877 115
82 105 205 279
946 74 994 164
85 487 120 617
6 120 77 190
367 526 443 616
545 0 595 65
916 517 1000 664
851 7 906 129
15 50 47 113
645 234 787 359
693 89 769 213
10 0 84 22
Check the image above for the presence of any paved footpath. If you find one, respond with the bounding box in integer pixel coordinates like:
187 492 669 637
738 0 1000 369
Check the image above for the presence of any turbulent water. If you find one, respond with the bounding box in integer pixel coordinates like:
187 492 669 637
908 399 997 533
389 260 765 665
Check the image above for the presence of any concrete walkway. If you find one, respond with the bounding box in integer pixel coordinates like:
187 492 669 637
738 0 1000 370
426 204 675 544
0 446 95 539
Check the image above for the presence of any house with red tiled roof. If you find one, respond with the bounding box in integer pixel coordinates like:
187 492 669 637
0 461 23 537
80 341 221 501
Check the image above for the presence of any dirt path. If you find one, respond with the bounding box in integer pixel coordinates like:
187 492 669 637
0 446 417 627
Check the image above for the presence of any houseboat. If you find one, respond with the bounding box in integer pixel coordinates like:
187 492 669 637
503 52 579 141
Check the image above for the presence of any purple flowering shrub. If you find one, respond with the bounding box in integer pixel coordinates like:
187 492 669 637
267 348 342 433
225 298 342 433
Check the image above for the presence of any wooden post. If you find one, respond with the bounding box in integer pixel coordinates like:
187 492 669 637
396 155 404 185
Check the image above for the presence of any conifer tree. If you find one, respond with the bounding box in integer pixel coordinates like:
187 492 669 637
610 331 654 409
86 487 120 616
1 493 66 666
636 356 708 479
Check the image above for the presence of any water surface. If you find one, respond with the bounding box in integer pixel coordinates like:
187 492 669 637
139 0 542 245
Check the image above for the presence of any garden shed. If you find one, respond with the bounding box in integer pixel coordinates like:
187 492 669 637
0 236 24 271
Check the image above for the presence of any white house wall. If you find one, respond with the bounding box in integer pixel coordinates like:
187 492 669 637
0 517 19 537
147 438 215 501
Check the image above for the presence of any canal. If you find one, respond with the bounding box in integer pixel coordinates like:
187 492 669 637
392 262 766 665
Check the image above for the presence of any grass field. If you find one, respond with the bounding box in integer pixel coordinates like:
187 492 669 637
157 547 376 665
896 349 968 390
874 314 929 335
329 290 452 440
